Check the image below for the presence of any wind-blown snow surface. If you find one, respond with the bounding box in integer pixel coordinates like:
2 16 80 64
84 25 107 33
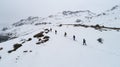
0 25 120 67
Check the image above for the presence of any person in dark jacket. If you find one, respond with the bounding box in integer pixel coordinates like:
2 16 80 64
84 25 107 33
50 28 52 32
0 56 1 59
55 30 57 34
64 32 67 37
73 35 76 41
83 39 87 45
97 38 103 44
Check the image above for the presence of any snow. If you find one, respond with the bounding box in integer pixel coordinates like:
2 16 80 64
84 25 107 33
0 5 120 67
0 25 120 67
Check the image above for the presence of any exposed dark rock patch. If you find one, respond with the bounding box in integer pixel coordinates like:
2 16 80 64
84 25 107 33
43 36 50 39
0 35 10 43
23 50 32 53
29 50 32 52
23 50 28 53
44 29 50 34
36 36 50 45
35 22 51 26
36 42 41 45
33 32 44 38
76 19 82 23
34 29 51 45
60 24 120 31
2 27 8 31
0 47 3 51
59 24 62 27
8 43 22 53
27 38 32 41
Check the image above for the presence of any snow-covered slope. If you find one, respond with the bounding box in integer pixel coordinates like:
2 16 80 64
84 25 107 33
90 5 120 27
0 25 120 67
0 4 120 67
0 10 96 39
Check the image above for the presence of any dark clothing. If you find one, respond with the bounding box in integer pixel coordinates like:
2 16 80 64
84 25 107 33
50 28 52 32
97 38 103 44
73 35 75 40
64 32 67 37
83 39 87 45
55 30 57 34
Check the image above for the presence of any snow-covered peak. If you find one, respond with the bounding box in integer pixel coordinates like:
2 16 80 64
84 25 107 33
89 5 120 27
96 5 120 17
12 16 39 27
48 10 96 20
109 5 120 11
62 10 96 17
110 5 119 10
9 10 96 29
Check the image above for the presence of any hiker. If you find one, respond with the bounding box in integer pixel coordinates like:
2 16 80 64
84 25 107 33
73 35 76 41
55 30 57 34
83 39 87 45
64 32 67 37
97 38 103 44
50 28 52 32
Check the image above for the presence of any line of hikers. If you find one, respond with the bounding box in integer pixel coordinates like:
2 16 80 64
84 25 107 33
47 28 103 45
54 30 87 45
72 34 87 45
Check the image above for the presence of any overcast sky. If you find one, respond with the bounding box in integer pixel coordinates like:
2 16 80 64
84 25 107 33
0 0 120 29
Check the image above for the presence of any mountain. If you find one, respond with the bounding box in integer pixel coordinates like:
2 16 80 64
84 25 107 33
0 5 120 67
0 10 96 40
90 5 120 27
